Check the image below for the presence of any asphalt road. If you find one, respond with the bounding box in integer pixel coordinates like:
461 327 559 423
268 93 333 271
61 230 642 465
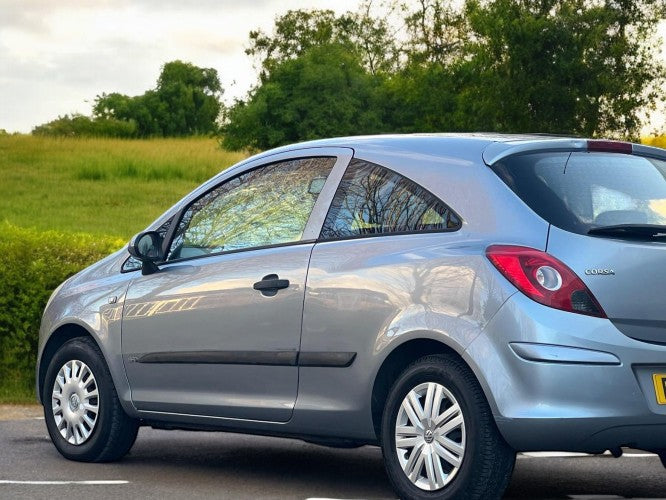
1 415 665 499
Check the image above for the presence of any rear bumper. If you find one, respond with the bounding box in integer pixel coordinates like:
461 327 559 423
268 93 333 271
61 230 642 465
465 292 666 453
495 416 666 452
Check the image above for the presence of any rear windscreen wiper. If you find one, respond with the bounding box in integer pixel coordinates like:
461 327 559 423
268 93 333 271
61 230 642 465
587 224 666 239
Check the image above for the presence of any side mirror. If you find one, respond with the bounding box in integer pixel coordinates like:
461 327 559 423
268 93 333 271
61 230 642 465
128 231 164 275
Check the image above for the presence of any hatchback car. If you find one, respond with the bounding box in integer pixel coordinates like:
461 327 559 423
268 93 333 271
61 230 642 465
38 134 666 499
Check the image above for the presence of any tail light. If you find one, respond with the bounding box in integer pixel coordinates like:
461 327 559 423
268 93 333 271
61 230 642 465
486 245 606 318
587 140 632 154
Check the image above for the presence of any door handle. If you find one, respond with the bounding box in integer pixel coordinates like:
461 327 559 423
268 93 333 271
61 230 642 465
253 274 290 296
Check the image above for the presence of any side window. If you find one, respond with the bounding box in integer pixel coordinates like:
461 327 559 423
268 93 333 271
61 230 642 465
168 157 335 260
320 158 461 240
121 216 174 272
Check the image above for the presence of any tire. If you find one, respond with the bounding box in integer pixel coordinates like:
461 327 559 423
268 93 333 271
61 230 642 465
381 354 515 500
42 337 139 462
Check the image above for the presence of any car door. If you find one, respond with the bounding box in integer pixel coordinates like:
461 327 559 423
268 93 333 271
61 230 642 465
121 148 352 422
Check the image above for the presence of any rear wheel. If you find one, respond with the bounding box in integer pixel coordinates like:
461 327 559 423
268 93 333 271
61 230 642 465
43 337 139 462
381 354 515 499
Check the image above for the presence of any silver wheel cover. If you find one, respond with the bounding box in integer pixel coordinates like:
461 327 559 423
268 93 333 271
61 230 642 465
51 360 100 445
395 382 466 491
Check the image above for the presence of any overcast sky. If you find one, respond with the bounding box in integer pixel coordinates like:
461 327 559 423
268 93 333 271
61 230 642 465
0 0 664 134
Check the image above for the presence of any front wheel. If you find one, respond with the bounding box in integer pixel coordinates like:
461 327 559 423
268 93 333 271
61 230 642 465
381 354 515 499
43 337 139 462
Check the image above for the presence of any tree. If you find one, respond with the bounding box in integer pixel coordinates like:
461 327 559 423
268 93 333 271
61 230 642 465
247 9 339 74
231 0 664 143
380 62 460 133
338 0 402 74
246 3 400 77
92 60 222 137
452 0 665 138
35 61 223 138
155 61 222 136
223 44 385 151
401 0 467 65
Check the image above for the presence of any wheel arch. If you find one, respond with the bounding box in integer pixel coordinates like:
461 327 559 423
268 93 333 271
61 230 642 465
37 323 102 404
370 337 492 439
375 340 516 499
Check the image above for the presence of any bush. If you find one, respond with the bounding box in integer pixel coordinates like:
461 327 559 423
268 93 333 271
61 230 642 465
0 223 124 400
32 114 137 138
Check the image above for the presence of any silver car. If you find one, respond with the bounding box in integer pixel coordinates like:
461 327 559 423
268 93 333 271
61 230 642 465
37 134 666 499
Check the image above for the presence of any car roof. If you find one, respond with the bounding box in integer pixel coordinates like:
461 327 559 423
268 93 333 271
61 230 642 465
253 132 575 155
232 133 665 173
232 133 572 169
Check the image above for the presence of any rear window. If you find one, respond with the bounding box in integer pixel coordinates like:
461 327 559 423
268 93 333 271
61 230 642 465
491 152 666 235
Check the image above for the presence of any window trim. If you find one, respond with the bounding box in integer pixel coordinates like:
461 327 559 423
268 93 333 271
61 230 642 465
315 227 461 245
317 157 463 243
123 239 319 273
160 149 353 266
157 238 318 268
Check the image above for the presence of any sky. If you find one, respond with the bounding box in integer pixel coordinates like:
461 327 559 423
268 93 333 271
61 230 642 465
0 0 664 134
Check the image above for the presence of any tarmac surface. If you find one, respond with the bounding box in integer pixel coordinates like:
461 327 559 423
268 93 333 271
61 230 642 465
1 407 665 499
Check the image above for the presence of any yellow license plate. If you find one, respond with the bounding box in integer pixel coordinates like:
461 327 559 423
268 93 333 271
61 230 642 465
653 374 666 405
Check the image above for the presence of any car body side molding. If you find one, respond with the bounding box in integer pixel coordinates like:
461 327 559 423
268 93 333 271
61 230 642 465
135 350 357 368
298 351 357 367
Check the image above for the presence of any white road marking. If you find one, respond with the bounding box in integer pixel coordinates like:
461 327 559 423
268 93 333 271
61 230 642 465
0 480 128 485
519 451 657 458
520 452 591 458
567 496 624 499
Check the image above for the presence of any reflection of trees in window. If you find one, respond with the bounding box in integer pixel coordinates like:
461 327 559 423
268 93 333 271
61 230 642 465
168 157 334 259
321 159 460 240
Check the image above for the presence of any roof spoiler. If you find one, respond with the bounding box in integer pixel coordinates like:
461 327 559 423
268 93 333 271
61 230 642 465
482 138 666 165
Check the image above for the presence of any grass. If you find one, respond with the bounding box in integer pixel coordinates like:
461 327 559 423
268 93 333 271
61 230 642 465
0 135 248 239
0 377 35 404
1 134 662 240
0 135 248 403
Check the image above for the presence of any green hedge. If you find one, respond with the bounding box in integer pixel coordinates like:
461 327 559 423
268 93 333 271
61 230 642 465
0 223 124 402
